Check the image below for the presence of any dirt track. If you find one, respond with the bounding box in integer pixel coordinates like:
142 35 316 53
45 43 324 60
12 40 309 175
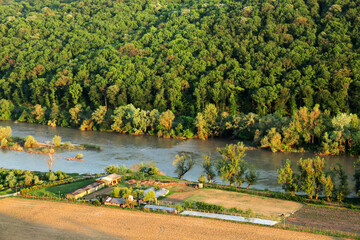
0 198 344 240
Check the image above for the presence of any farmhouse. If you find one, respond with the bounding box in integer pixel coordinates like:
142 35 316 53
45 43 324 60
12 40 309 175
66 174 121 200
66 181 105 200
104 195 134 207
96 173 121 186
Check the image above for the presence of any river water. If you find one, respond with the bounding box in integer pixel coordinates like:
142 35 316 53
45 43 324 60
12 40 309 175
0 121 357 192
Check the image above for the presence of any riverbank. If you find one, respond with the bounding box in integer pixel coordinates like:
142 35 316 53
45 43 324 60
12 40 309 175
0 198 343 240
0 121 357 191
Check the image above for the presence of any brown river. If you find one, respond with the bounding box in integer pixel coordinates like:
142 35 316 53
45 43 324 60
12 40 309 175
0 121 357 192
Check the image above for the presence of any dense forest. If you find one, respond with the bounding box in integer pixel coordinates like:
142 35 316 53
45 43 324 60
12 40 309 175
0 0 360 155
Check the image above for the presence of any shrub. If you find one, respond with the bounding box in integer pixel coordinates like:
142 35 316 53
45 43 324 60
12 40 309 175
46 172 57 181
1 138 8 147
112 187 121 197
195 201 224 213
0 126 11 141
175 204 184 213
105 165 130 175
62 141 75 149
24 135 38 148
184 200 194 209
143 190 156 202
198 174 206 183
52 135 61 147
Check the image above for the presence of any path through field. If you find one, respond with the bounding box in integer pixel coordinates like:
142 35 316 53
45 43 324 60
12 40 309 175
0 198 345 240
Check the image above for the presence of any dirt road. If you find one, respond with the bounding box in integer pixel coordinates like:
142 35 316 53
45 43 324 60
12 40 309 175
0 198 343 240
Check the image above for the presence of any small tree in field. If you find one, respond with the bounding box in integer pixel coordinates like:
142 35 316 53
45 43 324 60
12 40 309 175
245 166 259 189
216 142 247 186
143 190 157 202
278 160 298 196
202 154 216 183
173 153 195 179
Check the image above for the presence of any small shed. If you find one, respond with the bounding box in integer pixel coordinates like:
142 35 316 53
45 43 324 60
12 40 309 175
96 173 121 186
104 197 126 207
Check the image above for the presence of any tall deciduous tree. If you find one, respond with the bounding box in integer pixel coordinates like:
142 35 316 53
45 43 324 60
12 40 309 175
216 142 247 186
202 154 216 183
278 159 298 196
173 153 195 179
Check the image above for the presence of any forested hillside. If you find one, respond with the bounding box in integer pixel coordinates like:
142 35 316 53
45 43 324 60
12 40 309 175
1 0 360 155
0 0 359 115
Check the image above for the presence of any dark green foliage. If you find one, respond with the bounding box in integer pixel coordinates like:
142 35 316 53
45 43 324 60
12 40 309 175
195 201 225 213
0 0 360 155
139 162 159 176
105 165 131 175
332 163 349 203
355 159 360 197
245 166 259 189
0 0 359 115
0 168 72 191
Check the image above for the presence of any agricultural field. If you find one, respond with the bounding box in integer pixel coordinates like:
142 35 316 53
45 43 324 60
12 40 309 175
29 178 95 197
285 205 360 238
164 188 302 218
0 198 337 240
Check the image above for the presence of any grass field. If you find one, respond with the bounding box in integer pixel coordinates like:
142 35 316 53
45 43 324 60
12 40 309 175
164 188 303 218
0 188 15 195
285 204 360 237
0 198 337 240
29 179 96 197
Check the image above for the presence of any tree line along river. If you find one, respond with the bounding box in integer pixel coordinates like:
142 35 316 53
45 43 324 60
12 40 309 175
0 121 356 193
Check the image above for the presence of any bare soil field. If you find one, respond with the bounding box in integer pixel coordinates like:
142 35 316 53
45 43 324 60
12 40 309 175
0 198 339 240
165 188 303 217
286 205 360 237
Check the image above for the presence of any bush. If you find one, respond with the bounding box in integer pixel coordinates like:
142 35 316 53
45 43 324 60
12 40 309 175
143 190 156 202
184 200 194 209
52 135 61 147
175 204 184 213
112 187 121 197
0 126 11 141
105 165 130 175
195 201 224 213
92 200 101 206
198 174 206 183
24 135 38 148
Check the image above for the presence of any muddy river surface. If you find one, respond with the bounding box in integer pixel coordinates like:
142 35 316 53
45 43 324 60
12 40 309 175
0 121 357 192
